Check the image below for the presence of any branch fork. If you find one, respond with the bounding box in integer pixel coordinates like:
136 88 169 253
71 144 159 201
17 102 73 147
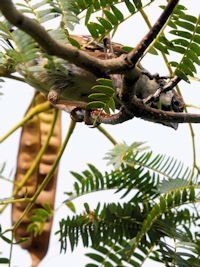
1 0 200 126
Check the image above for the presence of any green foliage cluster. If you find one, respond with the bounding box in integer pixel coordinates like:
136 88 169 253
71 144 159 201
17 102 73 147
0 0 199 111
82 0 147 39
57 142 200 266
87 78 116 113
157 4 200 82
0 0 199 85
0 0 199 266
27 203 52 237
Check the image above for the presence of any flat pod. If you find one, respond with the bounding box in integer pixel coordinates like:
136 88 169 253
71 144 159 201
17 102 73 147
12 92 61 267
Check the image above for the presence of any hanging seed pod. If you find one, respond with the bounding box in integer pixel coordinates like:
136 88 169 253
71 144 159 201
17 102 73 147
12 92 61 267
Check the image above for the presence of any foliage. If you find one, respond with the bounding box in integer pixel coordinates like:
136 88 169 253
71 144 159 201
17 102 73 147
57 143 200 266
87 78 116 114
0 0 199 266
27 203 53 237
0 0 199 109
157 4 200 82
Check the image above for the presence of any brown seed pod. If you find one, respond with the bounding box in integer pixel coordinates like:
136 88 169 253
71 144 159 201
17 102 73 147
12 92 61 267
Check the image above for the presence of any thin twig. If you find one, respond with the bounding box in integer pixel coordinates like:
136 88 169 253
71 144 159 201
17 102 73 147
0 197 31 205
0 101 51 144
127 0 179 66
0 74 25 83
97 125 118 145
143 76 181 104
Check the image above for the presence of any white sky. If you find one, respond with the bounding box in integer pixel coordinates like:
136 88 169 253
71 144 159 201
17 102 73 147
0 0 199 266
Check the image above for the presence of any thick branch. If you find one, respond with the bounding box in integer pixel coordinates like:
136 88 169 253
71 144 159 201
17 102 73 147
0 0 179 76
52 99 200 125
121 76 200 124
0 0 130 76
62 104 200 125
131 99 200 123
90 108 133 125
126 0 179 65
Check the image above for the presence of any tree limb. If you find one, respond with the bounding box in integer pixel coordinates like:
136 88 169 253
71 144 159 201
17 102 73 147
89 108 134 125
131 99 200 124
0 0 129 76
126 0 179 66
70 105 200 125
2 0 200 126
0 0 179 76
121 76 200 124
143 76 181 104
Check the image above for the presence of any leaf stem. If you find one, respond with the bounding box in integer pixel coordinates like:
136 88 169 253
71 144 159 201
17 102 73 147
8 232 14 267
0 101 51 144
0 174 18 185
0 74 25 83
0 197 31 205
97 125 118 145
186 104 200 110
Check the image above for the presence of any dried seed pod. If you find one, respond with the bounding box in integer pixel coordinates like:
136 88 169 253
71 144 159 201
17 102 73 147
12 92 61 267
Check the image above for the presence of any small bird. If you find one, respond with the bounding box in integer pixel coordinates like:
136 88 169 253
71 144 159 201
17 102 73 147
18 35 184 129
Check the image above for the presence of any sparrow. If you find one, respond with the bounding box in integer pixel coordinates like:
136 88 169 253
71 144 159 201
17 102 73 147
17 35 184 129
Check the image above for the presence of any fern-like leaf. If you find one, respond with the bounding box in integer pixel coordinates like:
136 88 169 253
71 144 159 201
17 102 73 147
151 4 200 82
87 78 116 114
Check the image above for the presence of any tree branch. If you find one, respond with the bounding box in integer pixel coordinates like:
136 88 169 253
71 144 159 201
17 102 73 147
53 104 133 125
2 0 199 126
126 0 179 66
90 108 133 125
143 76 181 104
72 106 200 125
0 0 130 76
131 99 200 124
121 76 200 124
0 0 179 76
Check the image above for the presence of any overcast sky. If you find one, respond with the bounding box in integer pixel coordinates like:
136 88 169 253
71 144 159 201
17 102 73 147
0 0 199 266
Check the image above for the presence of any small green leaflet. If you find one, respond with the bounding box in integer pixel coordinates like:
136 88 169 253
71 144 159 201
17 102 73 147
124 0 135 13
68 37 81 49
87 79 116 113
97 17 112 30
103 10 118 25
110 6 124 21
104 142 148 169
157 178 189 194
86 101 105 109
89 93 110 102
120 46 134 53
92 85 115 96
87 22 105 38
85 5 94 25
65 201 76 213
96 78 113 87
0 258 10 264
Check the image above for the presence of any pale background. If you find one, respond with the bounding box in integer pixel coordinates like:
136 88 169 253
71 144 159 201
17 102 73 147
0 0 199 266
